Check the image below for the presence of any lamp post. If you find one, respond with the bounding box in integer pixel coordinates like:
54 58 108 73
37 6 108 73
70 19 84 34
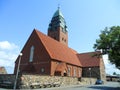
89 68 92 84
14 53 22 90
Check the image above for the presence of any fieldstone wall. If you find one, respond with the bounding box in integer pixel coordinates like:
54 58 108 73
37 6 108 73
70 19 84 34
81 77 97 85
20 74 97 88
0 74 97 89
21 74 80 87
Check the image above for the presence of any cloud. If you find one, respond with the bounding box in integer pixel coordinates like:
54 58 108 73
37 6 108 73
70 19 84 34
0 41 18 50
103 55 120 75
0 41 19 74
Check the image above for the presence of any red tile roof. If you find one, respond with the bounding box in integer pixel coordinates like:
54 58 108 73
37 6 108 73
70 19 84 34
77 51 101 67
34 29 81 66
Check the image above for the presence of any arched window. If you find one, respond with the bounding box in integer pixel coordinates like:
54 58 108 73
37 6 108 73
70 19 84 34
29 46 34 62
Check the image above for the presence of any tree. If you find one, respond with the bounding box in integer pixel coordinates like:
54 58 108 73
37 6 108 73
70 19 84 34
94 26 120 69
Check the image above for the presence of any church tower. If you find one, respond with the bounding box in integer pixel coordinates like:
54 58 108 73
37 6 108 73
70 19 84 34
48 7 68 46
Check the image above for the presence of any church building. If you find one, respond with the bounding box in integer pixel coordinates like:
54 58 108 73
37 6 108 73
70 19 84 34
14 8 106 81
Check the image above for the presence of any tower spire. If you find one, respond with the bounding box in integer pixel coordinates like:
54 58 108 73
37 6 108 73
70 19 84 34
48 8 68 46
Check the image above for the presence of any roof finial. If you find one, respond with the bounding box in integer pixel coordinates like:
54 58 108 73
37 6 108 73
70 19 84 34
58 4 60 10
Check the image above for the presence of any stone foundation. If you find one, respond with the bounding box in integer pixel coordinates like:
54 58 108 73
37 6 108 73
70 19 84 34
81 77 97 85
20 74 80 88
0 74 97 89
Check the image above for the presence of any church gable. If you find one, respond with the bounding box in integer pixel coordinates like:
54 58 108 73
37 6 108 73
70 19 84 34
19 29 51 63
14 29 51 74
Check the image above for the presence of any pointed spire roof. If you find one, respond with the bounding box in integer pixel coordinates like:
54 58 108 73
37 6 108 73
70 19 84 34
48 7 67 31
53 7 64 18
